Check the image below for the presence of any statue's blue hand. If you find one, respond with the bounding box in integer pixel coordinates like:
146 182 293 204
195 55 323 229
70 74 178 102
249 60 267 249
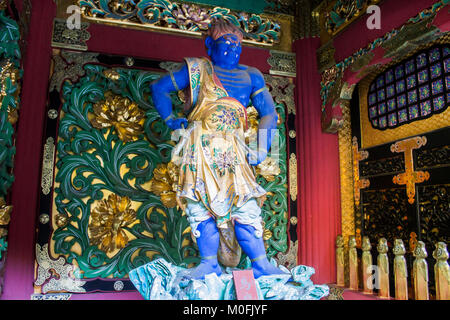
165 117 188 130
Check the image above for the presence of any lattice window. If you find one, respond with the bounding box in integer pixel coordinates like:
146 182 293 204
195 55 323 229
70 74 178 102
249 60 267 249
367 44 450 130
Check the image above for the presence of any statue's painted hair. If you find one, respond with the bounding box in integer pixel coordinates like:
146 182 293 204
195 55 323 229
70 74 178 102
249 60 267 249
206 18 244 42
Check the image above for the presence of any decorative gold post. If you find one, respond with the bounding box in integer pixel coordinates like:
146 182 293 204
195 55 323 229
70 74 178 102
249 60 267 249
338 103 355 244
348 235 358 290
393 239 408 300
377 238 390 298
433 242 449 300
413 241 429 300
336 235 345 287
361 236 373 294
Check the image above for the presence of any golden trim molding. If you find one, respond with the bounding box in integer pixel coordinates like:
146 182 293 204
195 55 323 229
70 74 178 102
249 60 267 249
338 102 355 243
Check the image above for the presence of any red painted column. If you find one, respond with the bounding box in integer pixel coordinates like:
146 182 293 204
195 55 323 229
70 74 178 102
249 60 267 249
293 38 341 284
1 0 56 300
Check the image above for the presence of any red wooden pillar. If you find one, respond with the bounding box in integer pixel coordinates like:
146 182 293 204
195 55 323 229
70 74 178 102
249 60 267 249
1 0 56 299
293 38 341 284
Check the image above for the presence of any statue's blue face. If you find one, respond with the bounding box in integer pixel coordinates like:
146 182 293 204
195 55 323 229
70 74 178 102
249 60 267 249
207 34 242 69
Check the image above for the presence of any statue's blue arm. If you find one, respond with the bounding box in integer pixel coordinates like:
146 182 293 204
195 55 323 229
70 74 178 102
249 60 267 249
150 63 190 130
248 67 278 165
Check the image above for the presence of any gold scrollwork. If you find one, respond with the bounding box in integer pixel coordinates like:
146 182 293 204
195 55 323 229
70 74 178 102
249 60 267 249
289 153 298 202
51 18 91 51
268 50 296 77
35 243 86 294
41 137 55 196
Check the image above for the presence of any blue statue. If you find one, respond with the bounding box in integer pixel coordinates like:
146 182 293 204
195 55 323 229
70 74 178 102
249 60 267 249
129 18 329 301
149 18 285 280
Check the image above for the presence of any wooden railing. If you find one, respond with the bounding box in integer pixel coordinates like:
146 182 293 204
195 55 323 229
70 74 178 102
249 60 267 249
335 235 449 300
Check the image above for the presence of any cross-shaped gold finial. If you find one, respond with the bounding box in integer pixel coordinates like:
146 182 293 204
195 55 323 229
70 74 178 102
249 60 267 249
390 136 430 204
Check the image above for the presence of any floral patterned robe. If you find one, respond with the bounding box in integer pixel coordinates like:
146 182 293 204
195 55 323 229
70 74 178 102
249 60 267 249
174 57 266 227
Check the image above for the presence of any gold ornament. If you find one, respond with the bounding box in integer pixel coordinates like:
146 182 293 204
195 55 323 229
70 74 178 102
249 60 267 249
352 137 369 207
103 69 121 81
289 153 298 202
256 156 281 182
88 194 137 253
55 214 69 228
148 162 179 208
90 92 146 143
0 60 20 125
391 136 430 204
0 197 12 226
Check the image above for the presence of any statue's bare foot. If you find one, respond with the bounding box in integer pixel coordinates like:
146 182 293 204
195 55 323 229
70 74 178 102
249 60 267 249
252 258 290 279
184 261 222 280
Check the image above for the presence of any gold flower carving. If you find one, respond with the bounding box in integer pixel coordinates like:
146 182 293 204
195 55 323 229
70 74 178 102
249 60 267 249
88 194 137 253
148 162 179 208
0 197 12 226
90 92 145 143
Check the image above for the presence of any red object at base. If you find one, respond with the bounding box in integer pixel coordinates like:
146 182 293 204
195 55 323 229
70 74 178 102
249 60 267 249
232 270 259 300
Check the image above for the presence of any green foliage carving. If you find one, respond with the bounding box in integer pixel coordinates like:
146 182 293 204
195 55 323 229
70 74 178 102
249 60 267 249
53 65 198 278
0 9 21 199
261 102 288 259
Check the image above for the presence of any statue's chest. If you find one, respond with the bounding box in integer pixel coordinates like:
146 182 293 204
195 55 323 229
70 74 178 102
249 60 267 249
214 69 252 105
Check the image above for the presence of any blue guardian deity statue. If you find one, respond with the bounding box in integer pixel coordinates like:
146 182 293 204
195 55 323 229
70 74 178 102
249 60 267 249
129 18 329 300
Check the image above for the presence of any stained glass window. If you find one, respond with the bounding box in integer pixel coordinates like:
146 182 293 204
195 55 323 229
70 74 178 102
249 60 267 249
367 44 450 130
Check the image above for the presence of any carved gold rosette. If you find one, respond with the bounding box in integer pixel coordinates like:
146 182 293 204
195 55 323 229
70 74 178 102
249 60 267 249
88 194 138 254
90 92 146 143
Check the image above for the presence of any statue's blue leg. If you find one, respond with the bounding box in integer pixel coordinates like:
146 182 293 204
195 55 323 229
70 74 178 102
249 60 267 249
234 221 287 279
186 217 222 280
